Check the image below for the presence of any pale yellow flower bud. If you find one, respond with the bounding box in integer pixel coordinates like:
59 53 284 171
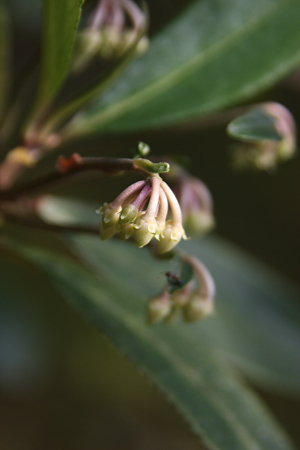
99 220 119 241
147 290 172 324
134 216 157 248
119 223 135 240
100 203 122 227
171 281 194 307
185 210 215 235
184 294 214 322
119 204 139 224
157 221 187 254
72 29 102 72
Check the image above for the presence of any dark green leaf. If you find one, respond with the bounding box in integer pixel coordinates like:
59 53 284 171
35 0 83 109
66 0 300 135
68 235 300 395
7 238 296 450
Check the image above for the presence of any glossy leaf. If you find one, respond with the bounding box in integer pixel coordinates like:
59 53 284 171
7 239 296 450
0 1 9 121
22 192 300 393
35 0 83 109
68 235 300 395
67 0 300 136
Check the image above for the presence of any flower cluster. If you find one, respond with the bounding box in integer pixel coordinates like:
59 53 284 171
228 102 297 171
72 0 148 72
146 255 215 324
98 175 187 253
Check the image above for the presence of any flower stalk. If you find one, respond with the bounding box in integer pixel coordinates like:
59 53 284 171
0 154 169 200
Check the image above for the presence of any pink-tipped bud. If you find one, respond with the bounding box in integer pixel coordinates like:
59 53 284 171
173 175 215 236
264 102 296 160
228 102 297 170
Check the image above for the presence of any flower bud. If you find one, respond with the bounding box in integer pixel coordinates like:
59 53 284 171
134 216 157 248
119 204 139 224
99 220 119 241
171 281 194 307
185 210 215 235
119 223 135 240
172 174 215 236
135 36 149 55
264 102 296 160
157 221 186 254
100 202 121 226
71 29 102 72
184 294 214 322
99 27 121 59
227 102 297 170
147 291 172 324
6 147 37 167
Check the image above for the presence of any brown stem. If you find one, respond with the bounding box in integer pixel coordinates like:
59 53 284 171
0 155 140 201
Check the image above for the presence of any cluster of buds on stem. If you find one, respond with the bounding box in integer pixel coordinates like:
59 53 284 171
98 175 187 253
147 255 215 324
72 0 148 71
172 171 215 235
227 102 297 171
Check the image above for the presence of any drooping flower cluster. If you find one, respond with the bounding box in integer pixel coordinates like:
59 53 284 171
228 102 297 171
98 175 187 253
72 0 148 72
147 255 215 324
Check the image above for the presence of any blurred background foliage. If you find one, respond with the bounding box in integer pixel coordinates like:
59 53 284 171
1 0 300 449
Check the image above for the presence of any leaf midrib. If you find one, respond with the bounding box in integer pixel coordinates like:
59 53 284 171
75 0 288 132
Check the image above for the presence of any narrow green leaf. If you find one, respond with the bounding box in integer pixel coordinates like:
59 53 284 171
68 235 300 395
67 0 300 135
19 188 300 396
0 1 9 121
9 240 296 450
35 0 83 109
